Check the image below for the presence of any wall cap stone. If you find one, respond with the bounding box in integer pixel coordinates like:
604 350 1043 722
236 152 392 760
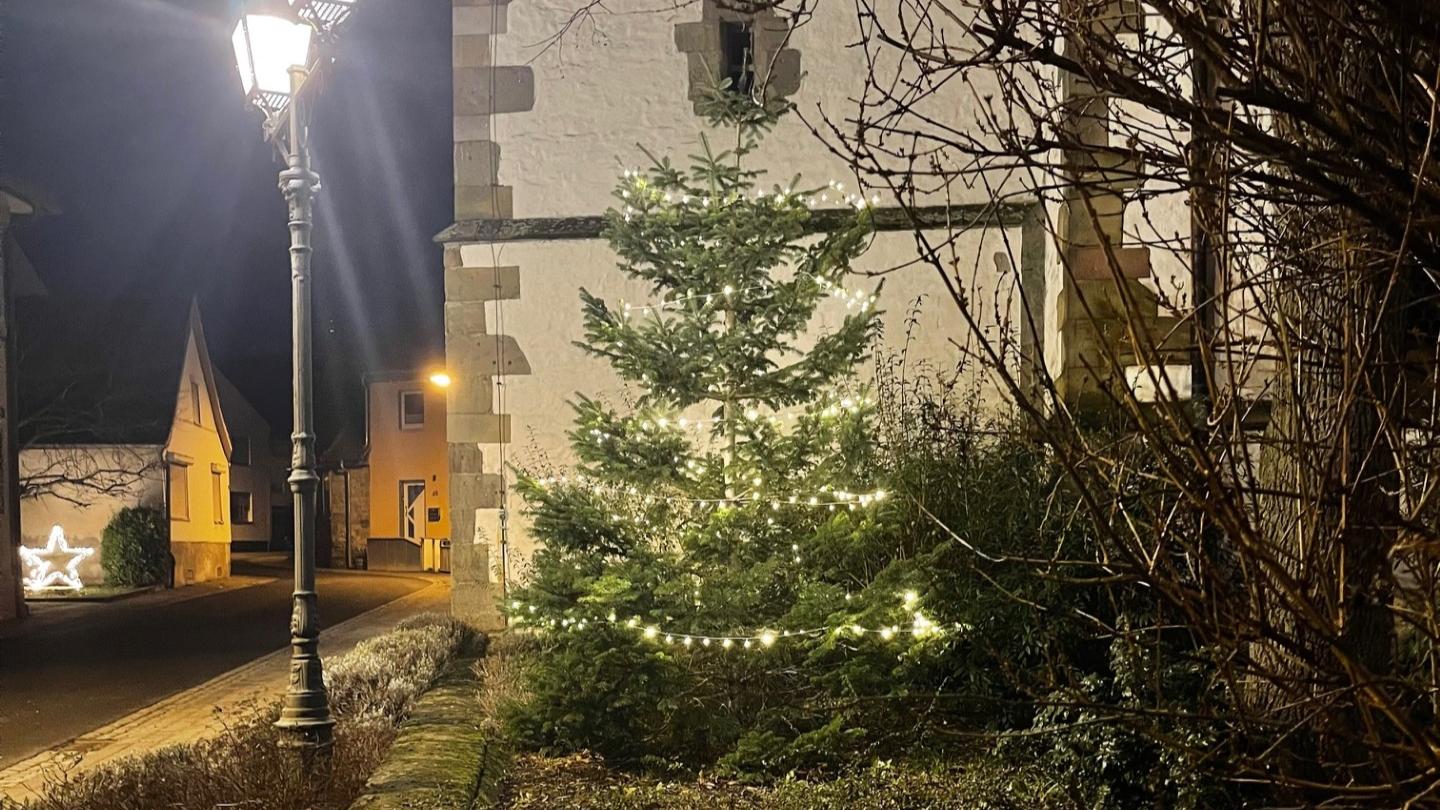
435 201 1038 244
348 645 511 810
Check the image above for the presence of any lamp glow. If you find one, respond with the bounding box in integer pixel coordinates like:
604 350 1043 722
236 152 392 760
429 371 453 389
232 14 314 113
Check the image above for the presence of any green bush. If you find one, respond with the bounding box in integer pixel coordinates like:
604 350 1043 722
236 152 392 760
100 507 168 587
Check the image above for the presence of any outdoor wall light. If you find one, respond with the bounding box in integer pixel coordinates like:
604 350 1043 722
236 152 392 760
231 14 314 117
429 371 453 389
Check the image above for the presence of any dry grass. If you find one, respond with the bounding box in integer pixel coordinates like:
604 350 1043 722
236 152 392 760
4 614 477 810
495 752 1054 810
473 632 535 733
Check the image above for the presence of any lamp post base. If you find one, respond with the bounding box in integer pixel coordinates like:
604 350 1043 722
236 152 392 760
276 720 334 775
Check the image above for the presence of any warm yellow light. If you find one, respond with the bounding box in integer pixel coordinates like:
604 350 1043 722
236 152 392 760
429 372 453 389
232 14 313 97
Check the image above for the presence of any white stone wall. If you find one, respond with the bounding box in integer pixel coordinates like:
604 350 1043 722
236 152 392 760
491 0 1010 219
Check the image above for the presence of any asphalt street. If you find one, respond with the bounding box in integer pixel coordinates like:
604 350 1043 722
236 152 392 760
0 555 430 768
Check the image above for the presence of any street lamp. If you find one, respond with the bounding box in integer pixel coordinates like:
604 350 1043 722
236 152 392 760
289 0 358 30
231 0 358 758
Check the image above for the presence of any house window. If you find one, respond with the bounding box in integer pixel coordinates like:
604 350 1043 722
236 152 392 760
720 20 754 94
169 463 190 521
191 380 203 425
231 491 254 525
232 436 251 466
212 467 225 524
400 390 425 430
675 3 800 112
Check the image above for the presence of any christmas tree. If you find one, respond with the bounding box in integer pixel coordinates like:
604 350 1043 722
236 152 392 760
505 94 920 765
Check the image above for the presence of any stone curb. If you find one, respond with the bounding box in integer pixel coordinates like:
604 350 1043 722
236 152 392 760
349 640 511 810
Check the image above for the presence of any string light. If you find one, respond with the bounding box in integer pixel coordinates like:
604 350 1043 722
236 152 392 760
507 590 961 654
580 394 875 439
531 474 889 511
616 275 877 318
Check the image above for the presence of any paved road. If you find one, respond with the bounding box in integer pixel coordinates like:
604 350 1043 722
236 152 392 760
0 555 432 768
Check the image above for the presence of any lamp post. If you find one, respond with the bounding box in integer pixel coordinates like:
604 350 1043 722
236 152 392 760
232 0 358 758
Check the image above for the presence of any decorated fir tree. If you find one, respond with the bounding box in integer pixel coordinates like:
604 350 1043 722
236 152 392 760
504 96 945 766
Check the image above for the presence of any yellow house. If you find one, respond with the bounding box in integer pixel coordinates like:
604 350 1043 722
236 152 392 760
18 300 234 587
324 370 450 571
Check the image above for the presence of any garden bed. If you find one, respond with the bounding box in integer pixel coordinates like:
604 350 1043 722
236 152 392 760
3 614 481 810
495 753 1051 810
23 586 156 603
473 635 1055 810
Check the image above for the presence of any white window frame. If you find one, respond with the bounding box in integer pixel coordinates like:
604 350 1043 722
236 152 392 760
399 389 425 431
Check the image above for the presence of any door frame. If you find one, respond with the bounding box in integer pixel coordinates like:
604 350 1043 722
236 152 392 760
400 480 426 541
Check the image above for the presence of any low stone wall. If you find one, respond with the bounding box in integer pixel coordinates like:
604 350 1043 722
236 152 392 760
349 648 510 810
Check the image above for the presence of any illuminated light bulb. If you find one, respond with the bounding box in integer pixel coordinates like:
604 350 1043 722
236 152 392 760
664 635 675 644
880 627 895 640
902 590 919 608
722 638 733 649
912 612 934 637
627 617 640 628
644 626 659 639
760 631 777 647
723 285 735 295
744 639 753 649
852 624 865 635
702 637 712 647
683 636 693 647
808 497 819 506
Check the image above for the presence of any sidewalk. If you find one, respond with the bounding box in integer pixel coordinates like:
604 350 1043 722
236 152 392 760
0 577 451 803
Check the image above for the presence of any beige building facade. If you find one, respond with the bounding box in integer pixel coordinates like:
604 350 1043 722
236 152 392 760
325 371 451 572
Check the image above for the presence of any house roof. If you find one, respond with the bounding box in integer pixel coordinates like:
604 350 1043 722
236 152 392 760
18 297 230 452
0 176 60 218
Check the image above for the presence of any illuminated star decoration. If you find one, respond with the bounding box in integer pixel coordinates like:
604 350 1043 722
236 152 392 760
19 525 94 592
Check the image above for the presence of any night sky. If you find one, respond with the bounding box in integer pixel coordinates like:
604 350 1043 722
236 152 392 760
4 0 454 440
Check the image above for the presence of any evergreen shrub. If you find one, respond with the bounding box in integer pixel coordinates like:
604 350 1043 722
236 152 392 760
100 506 168 587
